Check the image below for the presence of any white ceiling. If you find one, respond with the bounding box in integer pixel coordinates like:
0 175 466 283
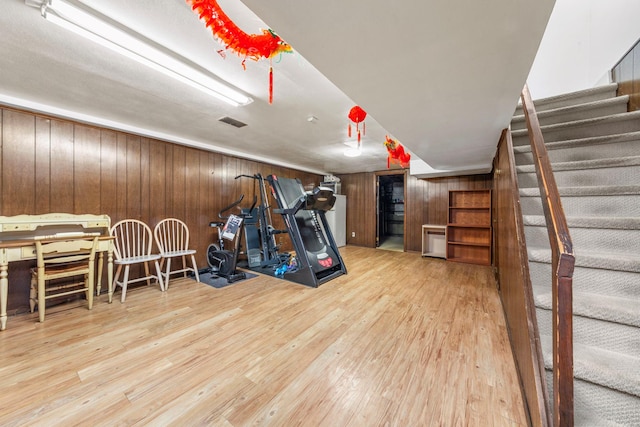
0 0 555 176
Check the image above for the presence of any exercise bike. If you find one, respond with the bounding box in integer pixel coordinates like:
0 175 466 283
207 194 256 283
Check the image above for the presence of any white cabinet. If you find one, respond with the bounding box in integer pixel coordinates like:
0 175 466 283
421 224 447 259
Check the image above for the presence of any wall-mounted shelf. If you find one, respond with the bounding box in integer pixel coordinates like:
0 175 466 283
422 224 447 259
446 190 492 265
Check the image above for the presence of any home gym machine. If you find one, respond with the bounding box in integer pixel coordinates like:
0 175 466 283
265 174 347 287
207 194 256 283
235 173 288 269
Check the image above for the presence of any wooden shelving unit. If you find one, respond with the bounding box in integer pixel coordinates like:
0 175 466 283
446 190 492 265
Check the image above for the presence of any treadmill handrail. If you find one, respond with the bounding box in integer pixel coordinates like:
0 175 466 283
272 195 307 215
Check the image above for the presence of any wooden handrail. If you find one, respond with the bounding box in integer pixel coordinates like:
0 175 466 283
520 84 575 427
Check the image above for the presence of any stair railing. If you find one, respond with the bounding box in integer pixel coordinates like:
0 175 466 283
521 83 575 427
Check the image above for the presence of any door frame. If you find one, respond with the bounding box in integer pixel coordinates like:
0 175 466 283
374 170 407 251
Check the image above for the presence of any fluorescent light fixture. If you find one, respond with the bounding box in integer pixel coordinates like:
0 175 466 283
31 0 252 106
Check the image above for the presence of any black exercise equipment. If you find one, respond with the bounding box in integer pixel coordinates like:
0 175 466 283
235 174 287 269
207 194 255 283
266 174 347 287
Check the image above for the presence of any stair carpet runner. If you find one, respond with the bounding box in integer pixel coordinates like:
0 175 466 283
510 83 640 427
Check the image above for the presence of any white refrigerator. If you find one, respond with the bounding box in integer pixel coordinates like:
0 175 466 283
325 194 346 247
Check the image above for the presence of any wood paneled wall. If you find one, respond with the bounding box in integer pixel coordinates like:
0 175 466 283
612 36 640 111
493 130 549 427
339 170 492 252
339 172 377 248
0 107 322 313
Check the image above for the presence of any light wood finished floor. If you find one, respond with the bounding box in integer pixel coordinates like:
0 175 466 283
0 246 526 426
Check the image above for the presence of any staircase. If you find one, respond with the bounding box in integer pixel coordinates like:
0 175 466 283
511 83 640 427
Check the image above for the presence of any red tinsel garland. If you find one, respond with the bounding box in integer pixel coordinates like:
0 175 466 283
187 0 292 103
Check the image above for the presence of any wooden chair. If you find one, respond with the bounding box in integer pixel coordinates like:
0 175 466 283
154 218 200 289
110 219 164 303
29 236 99 322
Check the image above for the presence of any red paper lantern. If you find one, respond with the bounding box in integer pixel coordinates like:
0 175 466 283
348 106 367 124
348 106 367 142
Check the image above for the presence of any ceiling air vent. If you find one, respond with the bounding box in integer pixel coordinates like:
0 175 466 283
218 116 247 128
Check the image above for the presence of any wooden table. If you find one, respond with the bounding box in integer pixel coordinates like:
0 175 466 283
0 236 113 330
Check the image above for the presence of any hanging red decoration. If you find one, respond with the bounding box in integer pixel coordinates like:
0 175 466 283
187 0 293 104
269 65 273 104
348 106 367 143
384 136 411 169
348 106 367 124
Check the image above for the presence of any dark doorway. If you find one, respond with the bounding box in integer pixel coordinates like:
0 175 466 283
377 174 405 251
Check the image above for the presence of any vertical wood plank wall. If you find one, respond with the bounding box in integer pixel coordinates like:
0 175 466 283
612 37 640 111
339 171 492 252
0 107 322 313
493 132 548 426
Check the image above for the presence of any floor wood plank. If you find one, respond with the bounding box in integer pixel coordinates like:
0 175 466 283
0 246 526 426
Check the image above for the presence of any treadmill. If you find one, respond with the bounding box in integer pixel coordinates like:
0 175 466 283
266 174 347 287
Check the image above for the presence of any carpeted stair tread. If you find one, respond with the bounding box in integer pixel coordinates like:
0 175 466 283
571 376 640 427
511 109 640 140
515 138 640 167
517 155 640 173
535 290 640 328
524 215 640 230
574 383 640 427
511 96 629 128
515 83 619 113
525 217 640 254
513 131 640 154
548 370 640 427
529 261 640 301
519 185 640 197
528 247 640 273
537 306 639 357
540 337 640 398
519 186 640 217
